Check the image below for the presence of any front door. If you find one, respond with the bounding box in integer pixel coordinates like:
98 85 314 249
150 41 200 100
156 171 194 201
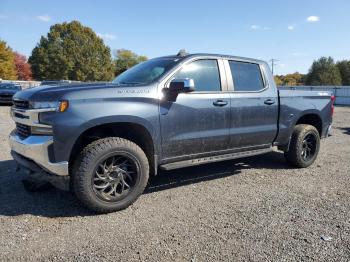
160 59 231 160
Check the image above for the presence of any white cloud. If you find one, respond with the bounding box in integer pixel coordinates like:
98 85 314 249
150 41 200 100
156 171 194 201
250 25 270 31
306 16 320 22
97 33 117 40
287 25 295 30
37 15 51 22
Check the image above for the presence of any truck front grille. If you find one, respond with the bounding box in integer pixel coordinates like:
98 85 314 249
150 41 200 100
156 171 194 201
0 94 13 98
16 123 31 139
13 99 29 109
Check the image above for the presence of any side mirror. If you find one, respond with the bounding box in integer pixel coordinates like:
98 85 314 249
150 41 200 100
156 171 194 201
169 78 195 93
163 78 195 102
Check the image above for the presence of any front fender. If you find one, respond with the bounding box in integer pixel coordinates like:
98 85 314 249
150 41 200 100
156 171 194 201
52 97 161 163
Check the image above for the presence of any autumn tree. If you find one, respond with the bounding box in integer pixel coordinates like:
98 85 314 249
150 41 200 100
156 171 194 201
283 72 305 86
274 72 305 86
0 40 17 80
305 57 342 85
336 60 350 85
274 75 283 86
14 52 32 80
114 49 147 76
29 21 114 81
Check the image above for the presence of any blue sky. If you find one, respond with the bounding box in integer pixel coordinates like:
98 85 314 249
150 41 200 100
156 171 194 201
1 0 349 75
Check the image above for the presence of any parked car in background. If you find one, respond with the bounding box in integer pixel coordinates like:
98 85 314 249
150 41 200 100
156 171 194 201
0 83 22 105
9 52 334 213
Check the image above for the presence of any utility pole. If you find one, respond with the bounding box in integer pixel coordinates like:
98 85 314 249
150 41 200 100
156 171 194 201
269 59 279 75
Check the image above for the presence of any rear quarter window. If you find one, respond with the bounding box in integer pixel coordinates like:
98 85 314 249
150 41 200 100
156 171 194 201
229 61 265 92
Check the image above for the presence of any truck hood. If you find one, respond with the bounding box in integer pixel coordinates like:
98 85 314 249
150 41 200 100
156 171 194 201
13 82 154 101
0 88 19 94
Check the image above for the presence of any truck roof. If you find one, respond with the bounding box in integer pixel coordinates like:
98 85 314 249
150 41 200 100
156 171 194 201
159 53 266 64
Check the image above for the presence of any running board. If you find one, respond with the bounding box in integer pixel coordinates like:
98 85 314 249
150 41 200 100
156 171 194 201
160 147 272 170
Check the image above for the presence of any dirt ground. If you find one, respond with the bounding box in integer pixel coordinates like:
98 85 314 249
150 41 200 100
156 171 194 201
0 105 349 261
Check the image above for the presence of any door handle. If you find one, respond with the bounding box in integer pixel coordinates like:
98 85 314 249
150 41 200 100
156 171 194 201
213 100 228 107
264 99 275 105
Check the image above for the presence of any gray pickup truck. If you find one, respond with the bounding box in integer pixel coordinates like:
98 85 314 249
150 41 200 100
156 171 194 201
0 83 22 104
9 52 334 213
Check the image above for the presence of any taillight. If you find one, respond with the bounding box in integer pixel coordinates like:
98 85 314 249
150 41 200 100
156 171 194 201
331 95 335 117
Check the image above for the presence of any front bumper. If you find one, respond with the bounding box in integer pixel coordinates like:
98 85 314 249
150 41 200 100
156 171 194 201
9 131 69 176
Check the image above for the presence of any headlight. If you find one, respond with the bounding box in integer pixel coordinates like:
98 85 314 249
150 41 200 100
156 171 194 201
31 101 59 109
30 100 69 112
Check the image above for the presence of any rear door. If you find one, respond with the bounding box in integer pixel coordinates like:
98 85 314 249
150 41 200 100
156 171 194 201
159 58 231 160
224 60 278 149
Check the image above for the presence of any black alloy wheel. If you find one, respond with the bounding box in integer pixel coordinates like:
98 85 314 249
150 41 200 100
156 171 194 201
92 154 139 202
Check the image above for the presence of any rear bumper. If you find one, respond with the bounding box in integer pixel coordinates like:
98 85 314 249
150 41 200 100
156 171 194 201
9 131 69 176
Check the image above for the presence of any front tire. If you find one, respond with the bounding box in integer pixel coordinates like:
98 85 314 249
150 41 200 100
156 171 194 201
284 124 320 168
73 137 149 213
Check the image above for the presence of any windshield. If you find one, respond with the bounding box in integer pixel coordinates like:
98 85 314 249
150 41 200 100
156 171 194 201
0 84 21 90
112 58 180 85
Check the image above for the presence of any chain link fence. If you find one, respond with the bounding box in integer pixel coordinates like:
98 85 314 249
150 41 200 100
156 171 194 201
279 86 350 105
0 80 41 89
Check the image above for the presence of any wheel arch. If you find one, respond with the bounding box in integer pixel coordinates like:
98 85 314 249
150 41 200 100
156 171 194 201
68 119 159 176
295 112 323 136
278 110 323 152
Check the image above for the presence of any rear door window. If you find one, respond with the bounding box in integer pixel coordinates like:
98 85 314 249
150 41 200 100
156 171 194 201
228 61 265 91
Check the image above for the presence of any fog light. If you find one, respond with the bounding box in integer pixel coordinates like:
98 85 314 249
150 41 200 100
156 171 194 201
31 126 53 135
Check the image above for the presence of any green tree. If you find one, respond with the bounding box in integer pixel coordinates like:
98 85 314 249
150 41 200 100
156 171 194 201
305 57 342 85
0 40 17 80
114 49 147 76
29 21 114 81
336 60 350 85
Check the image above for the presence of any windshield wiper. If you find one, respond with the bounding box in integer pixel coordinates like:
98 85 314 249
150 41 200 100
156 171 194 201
118 81 144 85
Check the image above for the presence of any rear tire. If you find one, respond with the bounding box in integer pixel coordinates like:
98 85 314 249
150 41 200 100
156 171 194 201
73 137 149 213
284 124 320 168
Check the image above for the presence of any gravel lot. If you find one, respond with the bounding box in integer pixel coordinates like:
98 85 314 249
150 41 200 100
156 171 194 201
0 105 349 261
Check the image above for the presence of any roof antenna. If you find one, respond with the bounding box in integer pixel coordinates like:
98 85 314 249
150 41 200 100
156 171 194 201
177 49 188 57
